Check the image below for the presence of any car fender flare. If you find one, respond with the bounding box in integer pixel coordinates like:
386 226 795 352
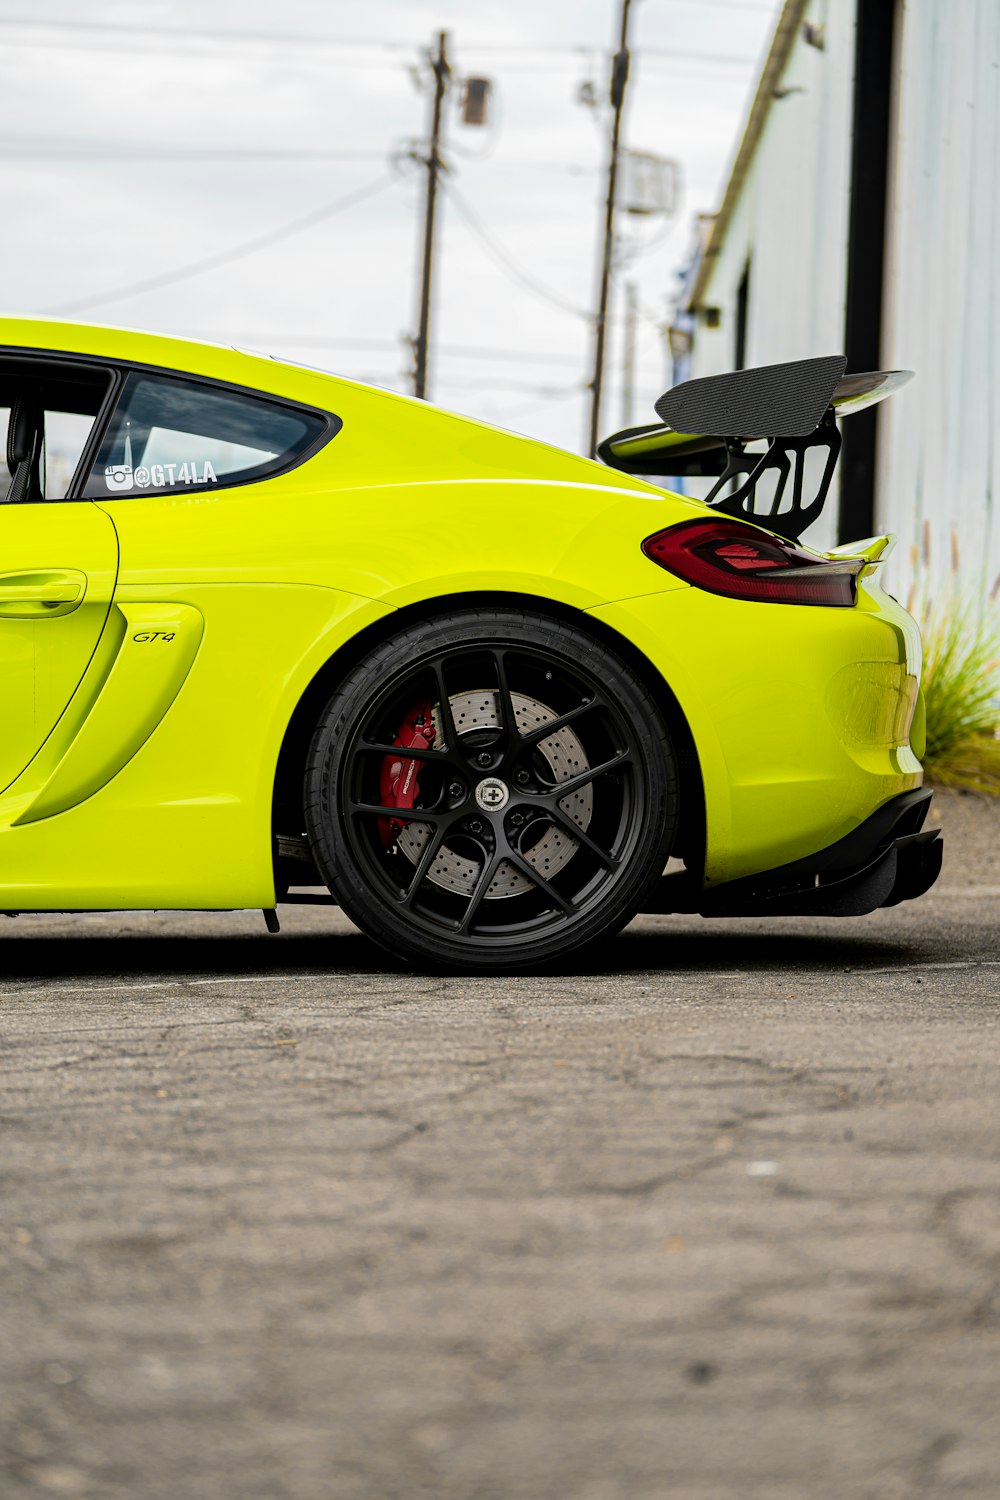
267 586 710 879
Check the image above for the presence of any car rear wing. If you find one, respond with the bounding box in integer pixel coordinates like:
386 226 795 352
597 356 912 541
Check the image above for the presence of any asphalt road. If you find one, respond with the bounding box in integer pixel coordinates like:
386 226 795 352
2 790 999 1500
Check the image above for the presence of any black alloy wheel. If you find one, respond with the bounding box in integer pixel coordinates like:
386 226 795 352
304 608 679 971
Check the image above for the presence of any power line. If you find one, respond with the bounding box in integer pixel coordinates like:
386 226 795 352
0 137 598 171
40 175 397 317
0 18 761 67
444 183 591 323
349 373 586 399
207 335 585 367
428 375 586 395
3 45 759 82
4 142 391 162
480 385 589 420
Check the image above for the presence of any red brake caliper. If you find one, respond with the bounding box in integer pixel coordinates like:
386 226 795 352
378 699 437 849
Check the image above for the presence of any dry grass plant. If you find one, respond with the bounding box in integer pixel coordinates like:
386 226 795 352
905 523 1000 795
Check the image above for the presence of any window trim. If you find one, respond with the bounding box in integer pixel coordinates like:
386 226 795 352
72 363 124 498
0 346 342 503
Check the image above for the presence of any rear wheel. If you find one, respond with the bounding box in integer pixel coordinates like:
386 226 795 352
304 609 678 971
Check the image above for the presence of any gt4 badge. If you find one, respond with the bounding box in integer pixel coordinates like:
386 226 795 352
132 631 176 643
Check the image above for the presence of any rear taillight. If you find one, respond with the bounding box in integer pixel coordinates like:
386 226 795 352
642 519 861 607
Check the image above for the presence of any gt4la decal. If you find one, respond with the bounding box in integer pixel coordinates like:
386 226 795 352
104 460 218 492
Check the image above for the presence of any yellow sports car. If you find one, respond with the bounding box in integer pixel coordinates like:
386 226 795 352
0 322 939 969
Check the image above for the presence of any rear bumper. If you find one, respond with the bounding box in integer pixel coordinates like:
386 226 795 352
589 575 924 886
645 788 942 917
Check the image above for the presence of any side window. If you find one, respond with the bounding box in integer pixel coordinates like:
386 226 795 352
1 362 112 503
45 411 100 498
83 372 330 498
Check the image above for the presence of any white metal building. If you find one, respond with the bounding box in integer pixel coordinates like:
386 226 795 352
684 0 1000 598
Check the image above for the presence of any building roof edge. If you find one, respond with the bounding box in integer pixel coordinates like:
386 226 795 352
687 0 809 310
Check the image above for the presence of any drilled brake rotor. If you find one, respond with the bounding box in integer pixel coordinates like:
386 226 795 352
397 689 593 899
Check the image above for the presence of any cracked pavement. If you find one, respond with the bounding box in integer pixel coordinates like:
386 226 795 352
1 790 999 1499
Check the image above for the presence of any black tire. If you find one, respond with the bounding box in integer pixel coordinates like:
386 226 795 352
304 608 678 972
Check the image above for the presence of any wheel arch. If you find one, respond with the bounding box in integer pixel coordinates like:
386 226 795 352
271 589 706 879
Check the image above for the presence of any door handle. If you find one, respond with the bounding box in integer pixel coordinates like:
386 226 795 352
0 581 80 602
0 570 87 618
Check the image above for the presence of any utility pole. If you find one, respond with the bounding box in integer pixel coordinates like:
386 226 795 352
621 279 638 428
413 32 450 401
587 0 633 457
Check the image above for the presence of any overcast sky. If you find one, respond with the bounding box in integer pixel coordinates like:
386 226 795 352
3 0 776 452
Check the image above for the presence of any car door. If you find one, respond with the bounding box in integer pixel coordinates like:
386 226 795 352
0 364 119 795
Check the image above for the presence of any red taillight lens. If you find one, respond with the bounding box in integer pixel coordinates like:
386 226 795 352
642 519 860 607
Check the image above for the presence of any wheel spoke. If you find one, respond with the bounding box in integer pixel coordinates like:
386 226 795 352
546 804 619 870
350 801 445 823
457 850 504 933
519 698 600 747
431 660 460 750
399 824 450 908
538 750 633 799
504 849 573 913
356 739 443 764
493 648 517 740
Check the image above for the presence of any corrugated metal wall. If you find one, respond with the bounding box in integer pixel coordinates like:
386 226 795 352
877 0 1000 604
690 14 857 371
687 0 1000 588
